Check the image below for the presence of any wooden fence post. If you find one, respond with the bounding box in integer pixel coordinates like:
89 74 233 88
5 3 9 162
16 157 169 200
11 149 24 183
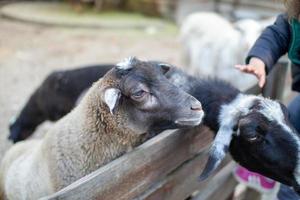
262 59 289 100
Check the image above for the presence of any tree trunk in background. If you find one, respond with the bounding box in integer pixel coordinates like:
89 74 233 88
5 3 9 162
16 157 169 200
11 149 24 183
94 0 104 10
126 0 159 16
126 0 178 18
158 0 178 19
94 0 127 11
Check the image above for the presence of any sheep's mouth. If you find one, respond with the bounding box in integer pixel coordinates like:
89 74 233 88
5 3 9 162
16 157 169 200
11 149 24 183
175 116 203 127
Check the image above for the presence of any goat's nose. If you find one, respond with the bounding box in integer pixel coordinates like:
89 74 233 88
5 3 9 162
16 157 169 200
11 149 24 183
191 101 202 111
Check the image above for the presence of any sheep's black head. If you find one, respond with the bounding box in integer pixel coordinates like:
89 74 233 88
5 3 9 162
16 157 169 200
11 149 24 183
230 101 300 194
100 57 204 136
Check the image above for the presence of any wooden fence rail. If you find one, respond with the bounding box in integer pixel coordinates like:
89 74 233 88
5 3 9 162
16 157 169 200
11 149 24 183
41 127 214 200
41 60 289 200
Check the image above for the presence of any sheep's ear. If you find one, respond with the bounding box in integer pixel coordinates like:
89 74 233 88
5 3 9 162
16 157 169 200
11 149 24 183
103 88 121 115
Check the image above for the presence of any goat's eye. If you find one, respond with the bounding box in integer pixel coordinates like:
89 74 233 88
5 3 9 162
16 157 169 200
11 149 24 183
131 90 146 100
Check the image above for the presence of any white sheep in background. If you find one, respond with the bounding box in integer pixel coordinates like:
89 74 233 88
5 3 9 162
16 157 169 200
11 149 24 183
0 58 204 200
180 12 274 90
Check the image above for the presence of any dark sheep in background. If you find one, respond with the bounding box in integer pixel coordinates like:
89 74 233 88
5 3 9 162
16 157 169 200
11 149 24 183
9 64 114 143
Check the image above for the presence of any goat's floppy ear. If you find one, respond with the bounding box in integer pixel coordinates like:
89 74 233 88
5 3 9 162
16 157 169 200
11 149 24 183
198 127 232 181
103 88 121 115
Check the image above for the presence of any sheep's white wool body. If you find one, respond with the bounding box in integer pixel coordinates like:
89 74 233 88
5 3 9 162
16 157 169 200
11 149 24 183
1 140 54 199
180 12 275 90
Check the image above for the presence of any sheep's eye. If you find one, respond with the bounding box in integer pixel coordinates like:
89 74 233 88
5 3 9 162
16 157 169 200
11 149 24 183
131 90 146 100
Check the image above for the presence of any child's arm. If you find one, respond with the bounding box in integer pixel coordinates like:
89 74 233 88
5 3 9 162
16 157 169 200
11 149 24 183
236 14 291 87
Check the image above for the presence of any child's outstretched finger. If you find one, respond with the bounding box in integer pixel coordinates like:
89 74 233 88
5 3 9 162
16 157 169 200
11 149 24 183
243 66 256 73
258 73 266 88
235 64 245 70
235 65 253 73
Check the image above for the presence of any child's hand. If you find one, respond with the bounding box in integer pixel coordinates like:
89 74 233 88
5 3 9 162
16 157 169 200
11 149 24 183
235 57 266 88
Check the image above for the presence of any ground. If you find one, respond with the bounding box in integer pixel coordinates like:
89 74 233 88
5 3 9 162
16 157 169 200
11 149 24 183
0 17 181 158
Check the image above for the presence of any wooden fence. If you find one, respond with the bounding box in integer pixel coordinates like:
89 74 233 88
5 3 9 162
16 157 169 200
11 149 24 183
40 60 289 200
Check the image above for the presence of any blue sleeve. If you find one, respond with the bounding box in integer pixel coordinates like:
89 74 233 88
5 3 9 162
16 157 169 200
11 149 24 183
246 14 291 74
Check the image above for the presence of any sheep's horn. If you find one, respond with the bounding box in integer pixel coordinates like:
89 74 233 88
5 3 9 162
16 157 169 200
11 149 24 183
198 142 228 181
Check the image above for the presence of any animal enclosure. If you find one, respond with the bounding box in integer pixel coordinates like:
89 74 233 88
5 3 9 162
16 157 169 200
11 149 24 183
0 0 291 199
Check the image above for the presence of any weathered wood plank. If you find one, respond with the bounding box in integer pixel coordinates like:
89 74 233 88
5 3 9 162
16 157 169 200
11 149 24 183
41 127 214 200
191 162 237 200
139 153 235 200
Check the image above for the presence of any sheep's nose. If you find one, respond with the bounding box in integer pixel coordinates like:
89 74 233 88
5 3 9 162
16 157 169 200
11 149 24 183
191 101 202 111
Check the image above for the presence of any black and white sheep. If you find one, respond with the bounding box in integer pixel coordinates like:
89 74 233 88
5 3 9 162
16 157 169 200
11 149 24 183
9 64 113 143
0 58 204 199
165 68 300 195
